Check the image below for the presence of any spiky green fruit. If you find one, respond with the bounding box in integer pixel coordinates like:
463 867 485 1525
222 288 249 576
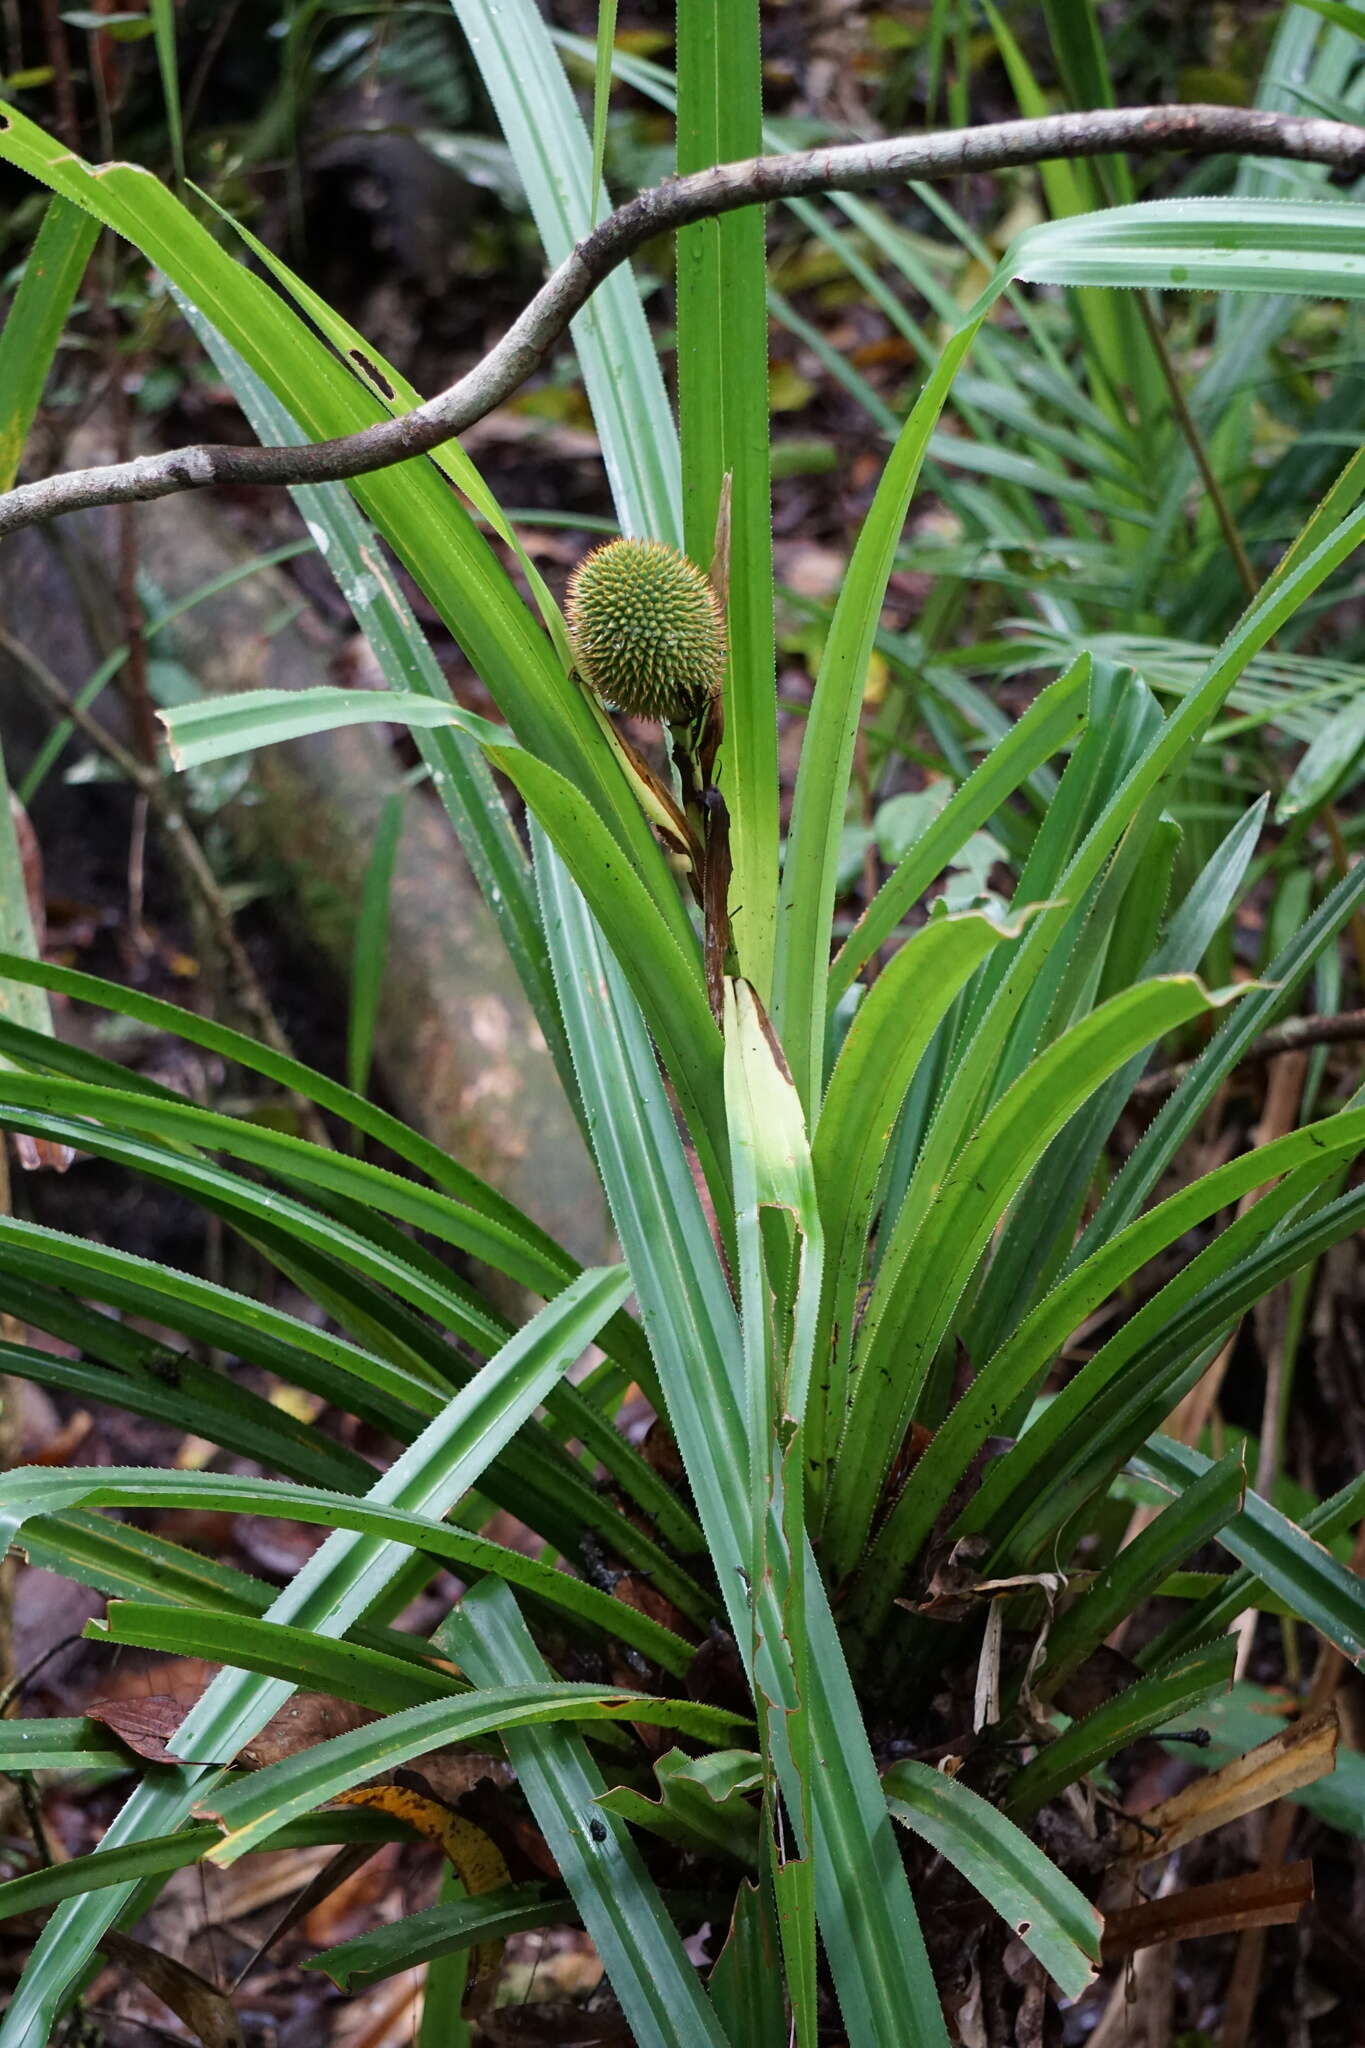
566 538 726 723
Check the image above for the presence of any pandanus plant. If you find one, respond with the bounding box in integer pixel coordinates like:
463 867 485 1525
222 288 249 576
1 3 1365 2043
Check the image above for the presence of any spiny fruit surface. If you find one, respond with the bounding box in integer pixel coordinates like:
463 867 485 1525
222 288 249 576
566 538 726 723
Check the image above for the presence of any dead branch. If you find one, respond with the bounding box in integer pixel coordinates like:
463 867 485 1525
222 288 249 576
1 104 1362 538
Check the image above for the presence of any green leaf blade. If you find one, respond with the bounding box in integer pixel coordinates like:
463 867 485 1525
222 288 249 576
884 1763 1101 1997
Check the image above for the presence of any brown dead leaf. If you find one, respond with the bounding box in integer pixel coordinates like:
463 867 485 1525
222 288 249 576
639 1416 684 1486
298 1845 396 1947
1116 1705 1339 1869
500 1932 605 2008
609 1570 693 1646
906 1532 992 1622
89 1689 375 1768
240 1692 377 1767
1101 1860 1313 1960
99 1929 245 2048
198 1844 341 1927
400 1749 513 1806
335 1783 509 1984
90 1651 210 1700
86 1693 195 1763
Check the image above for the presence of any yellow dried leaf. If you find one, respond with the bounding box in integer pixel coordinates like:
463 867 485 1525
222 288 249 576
334 1784 510 1984
1117 1705 1339 1869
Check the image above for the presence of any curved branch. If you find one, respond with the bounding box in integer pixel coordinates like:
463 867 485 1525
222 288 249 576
4 103 1363 539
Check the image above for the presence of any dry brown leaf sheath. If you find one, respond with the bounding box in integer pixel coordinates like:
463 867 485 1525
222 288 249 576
1102 1862 1314 1962
1116 1705 1339 1870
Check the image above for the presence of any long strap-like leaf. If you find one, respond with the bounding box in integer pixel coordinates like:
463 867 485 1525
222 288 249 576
0 1268 629 2047
535 834 949 2048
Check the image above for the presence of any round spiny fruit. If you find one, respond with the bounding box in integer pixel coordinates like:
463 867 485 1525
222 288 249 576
566 538 726 723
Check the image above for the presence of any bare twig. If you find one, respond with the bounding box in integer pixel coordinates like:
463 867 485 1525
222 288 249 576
1132 1008 1365 1105
1135 290 1260 597
2 104 1363 538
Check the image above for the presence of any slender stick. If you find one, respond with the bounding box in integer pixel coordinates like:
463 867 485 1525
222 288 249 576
1131 1008 1365 1104
2 103 1363 539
